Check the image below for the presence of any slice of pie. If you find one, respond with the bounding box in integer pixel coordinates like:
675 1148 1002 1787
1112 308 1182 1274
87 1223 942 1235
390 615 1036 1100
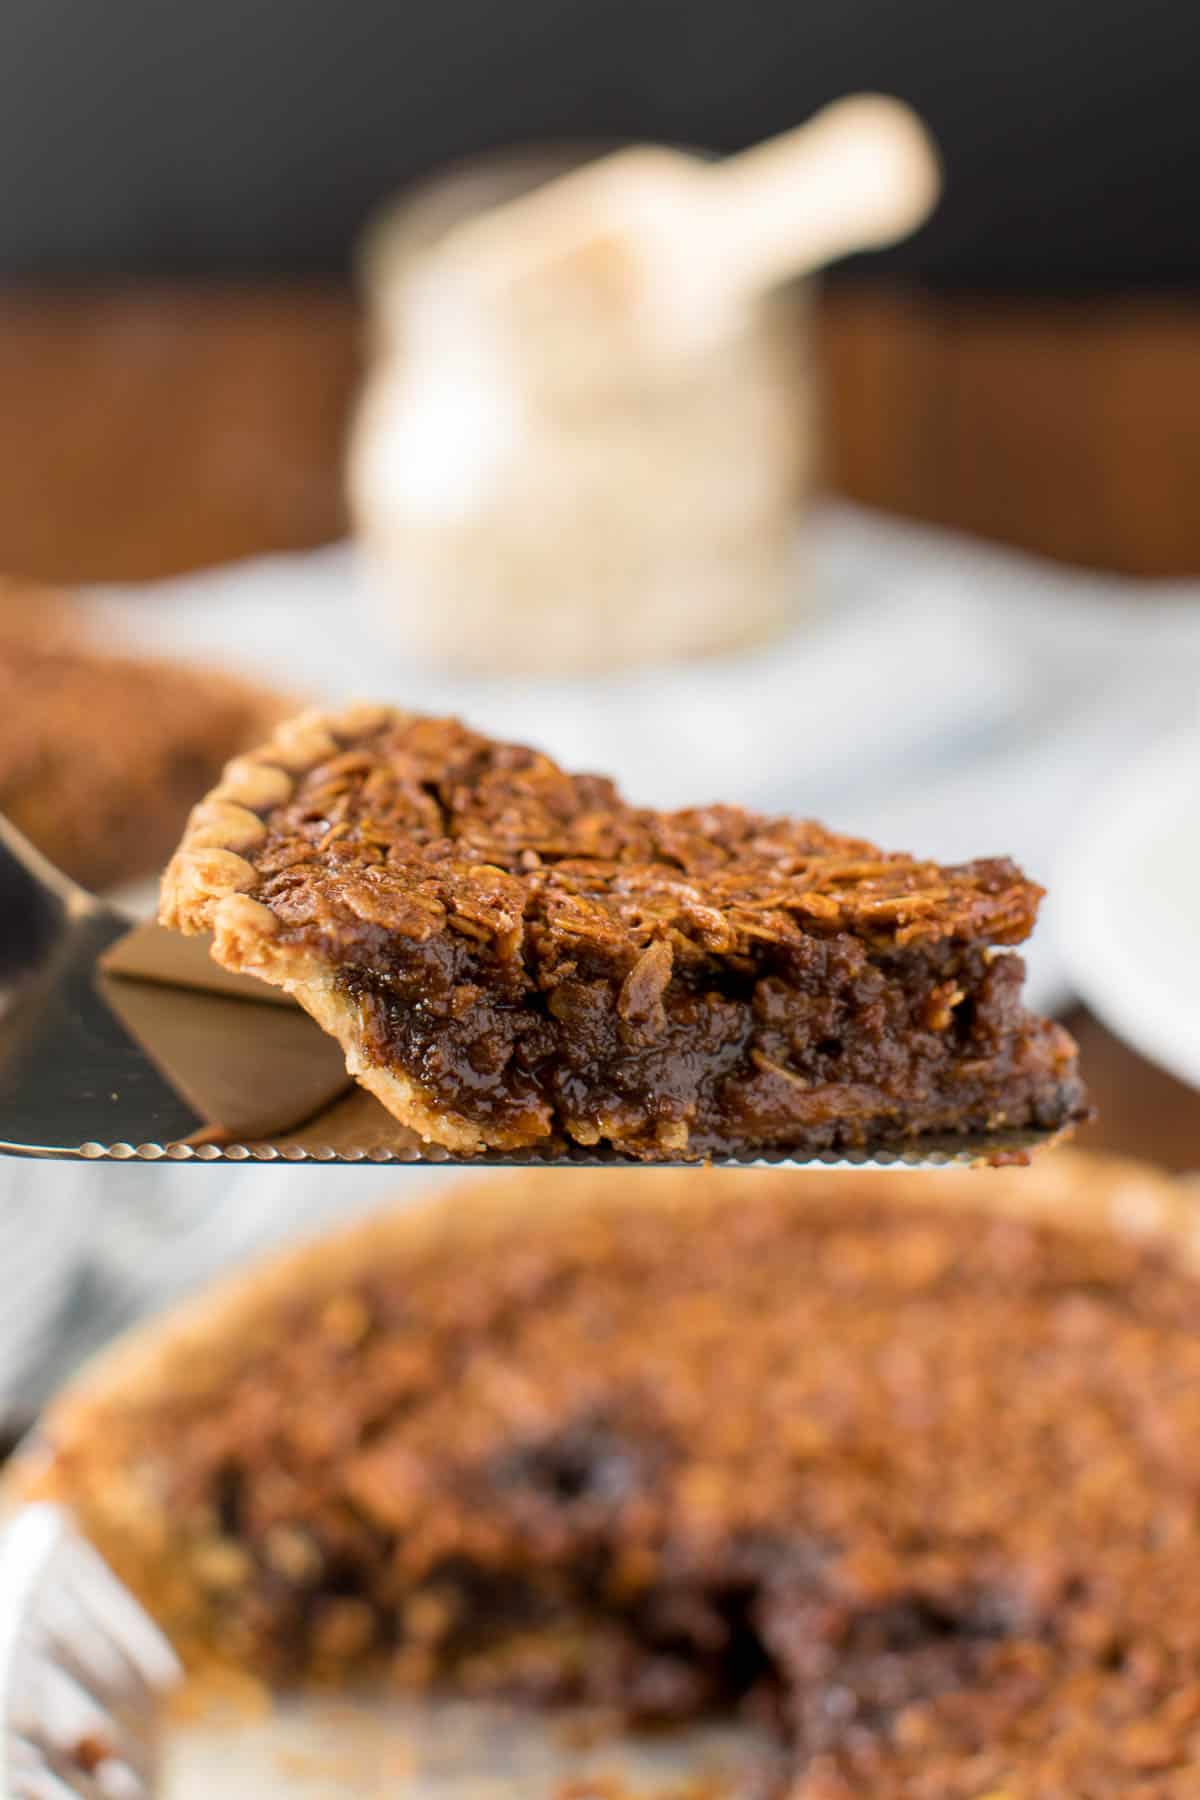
159 706 1085 1158
0 576 289 892
15 1154 1200 1795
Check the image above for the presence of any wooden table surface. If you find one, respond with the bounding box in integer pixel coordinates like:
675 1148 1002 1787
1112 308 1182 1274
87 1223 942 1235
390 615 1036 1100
0 281 1195 1169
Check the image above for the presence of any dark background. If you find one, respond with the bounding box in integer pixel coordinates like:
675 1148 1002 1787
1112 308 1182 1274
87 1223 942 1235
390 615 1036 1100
1 0 1196 287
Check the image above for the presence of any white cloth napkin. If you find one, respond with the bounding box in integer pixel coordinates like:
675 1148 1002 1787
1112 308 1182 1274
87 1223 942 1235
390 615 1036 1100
6 502 1197 1423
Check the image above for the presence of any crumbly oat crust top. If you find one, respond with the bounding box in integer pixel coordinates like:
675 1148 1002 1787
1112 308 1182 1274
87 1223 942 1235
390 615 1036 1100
162 707 1042 961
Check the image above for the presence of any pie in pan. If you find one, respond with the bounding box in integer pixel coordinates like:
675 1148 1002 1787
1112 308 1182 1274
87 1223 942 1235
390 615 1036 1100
15 1153 1200 1795
0 576 288 892
159 707 1086 1159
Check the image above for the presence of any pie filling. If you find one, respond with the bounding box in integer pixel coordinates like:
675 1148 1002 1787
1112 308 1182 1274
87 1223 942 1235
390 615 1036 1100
187 1448 1032 1792
318 924 1081 1153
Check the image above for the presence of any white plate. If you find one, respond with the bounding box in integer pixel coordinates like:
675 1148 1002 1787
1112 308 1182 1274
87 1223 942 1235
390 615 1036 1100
1056 721 1200 1092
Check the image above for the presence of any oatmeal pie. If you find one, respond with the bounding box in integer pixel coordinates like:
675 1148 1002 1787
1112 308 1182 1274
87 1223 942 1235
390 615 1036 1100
16 1153 1200 1796
0 578 288 892
160 707 1084 1159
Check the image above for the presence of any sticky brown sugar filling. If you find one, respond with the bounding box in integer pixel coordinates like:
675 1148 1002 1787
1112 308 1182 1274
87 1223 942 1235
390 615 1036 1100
325 927 1075 1156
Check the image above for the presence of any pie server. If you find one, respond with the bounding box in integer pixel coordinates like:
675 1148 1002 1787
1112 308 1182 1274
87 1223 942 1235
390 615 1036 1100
0 814 1064 1168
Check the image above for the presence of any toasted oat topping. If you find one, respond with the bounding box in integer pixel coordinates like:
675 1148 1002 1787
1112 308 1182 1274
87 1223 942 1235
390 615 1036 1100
242 713 1041 958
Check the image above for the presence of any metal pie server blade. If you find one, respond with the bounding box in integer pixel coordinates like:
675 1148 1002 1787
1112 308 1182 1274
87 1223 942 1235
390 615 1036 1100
0 815 1066 1169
